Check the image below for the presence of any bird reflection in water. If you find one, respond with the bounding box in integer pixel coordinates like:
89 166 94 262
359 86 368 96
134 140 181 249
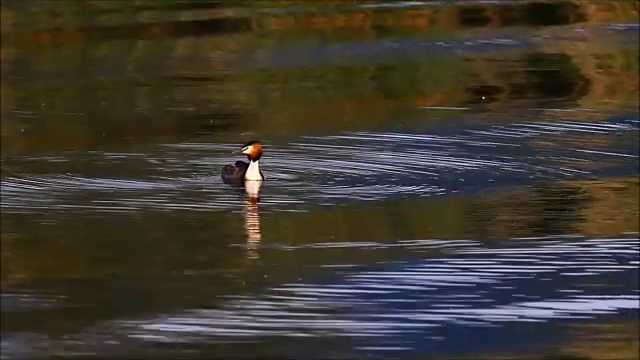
243 181 262 260
220 140 265 259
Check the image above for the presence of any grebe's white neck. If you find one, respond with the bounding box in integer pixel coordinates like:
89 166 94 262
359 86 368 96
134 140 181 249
244 159 263 181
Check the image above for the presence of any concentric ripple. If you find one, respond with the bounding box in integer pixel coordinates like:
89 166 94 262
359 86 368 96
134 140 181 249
1 115 637 214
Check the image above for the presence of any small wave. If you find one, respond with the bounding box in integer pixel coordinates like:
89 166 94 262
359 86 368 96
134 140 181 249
1 292 65 313
119 236 637 333
107 235 637 350
1 235 637 359
1 116 637 214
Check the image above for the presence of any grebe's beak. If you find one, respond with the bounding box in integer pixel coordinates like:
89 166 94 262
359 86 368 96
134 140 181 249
233 146 248 154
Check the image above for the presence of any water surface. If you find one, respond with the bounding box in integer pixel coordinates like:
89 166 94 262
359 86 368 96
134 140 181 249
1 1 638 359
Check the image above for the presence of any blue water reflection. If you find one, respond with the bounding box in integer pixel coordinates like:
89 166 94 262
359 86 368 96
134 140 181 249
106 235 638 358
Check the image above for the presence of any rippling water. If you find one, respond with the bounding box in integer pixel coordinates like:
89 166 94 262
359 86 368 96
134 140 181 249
2 235 638 359
1 1 639 359
2 114 638 213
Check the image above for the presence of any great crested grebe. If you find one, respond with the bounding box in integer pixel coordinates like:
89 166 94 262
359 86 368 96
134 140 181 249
221 140 265 185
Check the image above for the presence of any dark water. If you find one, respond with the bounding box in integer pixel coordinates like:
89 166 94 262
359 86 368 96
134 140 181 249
1 1 639 359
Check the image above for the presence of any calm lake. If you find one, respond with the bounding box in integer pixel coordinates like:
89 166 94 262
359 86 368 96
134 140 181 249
1 1 638 359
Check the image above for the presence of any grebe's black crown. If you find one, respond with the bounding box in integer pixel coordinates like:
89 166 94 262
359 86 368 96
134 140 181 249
242 140 261 148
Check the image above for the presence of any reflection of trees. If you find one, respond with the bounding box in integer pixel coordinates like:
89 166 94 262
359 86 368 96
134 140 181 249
576 179 639 235
463 183 588 239
529 184 588 236
1 177 636 305
471 320 639 360
463 52 591 107
464 178 639 239
561 321 639 360
0 211 247 287
1 0 638 154
257 1 591 32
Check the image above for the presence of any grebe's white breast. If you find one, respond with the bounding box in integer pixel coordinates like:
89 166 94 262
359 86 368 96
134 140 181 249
245 160 263 181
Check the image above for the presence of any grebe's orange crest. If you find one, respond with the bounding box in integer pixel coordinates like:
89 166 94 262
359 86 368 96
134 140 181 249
241 140 262 160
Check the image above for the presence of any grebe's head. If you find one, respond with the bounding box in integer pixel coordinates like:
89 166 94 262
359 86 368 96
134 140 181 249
240 140 262 161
